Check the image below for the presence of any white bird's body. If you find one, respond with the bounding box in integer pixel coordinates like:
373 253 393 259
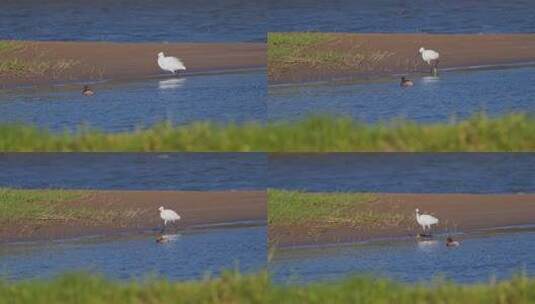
157 52 186 75
419 47 440 65
415 208 439 232
158 206 181 226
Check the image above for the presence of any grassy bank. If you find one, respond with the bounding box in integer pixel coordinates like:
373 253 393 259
268 190 407 241
268 32 396 81
268 189 399 227
1 113 534 151
0 188 121 225
0 40 100 80
1 272 534 303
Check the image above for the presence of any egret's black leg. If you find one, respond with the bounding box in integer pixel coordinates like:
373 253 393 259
432 59 439 76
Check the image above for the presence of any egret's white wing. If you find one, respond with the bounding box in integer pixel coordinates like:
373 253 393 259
161 209 181 221
420 214 439 224
163 56 186 70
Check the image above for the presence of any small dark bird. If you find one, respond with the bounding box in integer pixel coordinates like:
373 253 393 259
446 237 460 247
156 234 169 244
400 76 414 87
82 85 94 96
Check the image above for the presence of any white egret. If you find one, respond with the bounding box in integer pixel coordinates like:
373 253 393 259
415 208 439 232
158 206 181 232
157 52 186 75
419 47 440 65
419 47 440 75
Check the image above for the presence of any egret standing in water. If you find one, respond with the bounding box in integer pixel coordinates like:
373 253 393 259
158 206 181 233
419 47 440 75
415 208 439 234
157 52 186 75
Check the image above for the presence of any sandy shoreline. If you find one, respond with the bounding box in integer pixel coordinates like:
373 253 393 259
269 33 535 83
0 41 266 87
1 190 266 243
269 193 535 248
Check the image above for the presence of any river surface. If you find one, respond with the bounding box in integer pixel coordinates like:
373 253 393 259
0 226 266 281
0 0 267 42
268 67 535 123
2 1 535 43
268 1 535 34
270 230 535 283
268 153 535 193
0 71 266 132
0 153 266 190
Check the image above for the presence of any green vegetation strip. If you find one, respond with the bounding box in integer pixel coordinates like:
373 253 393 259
1 113 533 151
0 40 82 78
268 189 402 228
0 41 26 76
0 188 121 224
268 32 395 80
1 272 534 303
268 32 336 65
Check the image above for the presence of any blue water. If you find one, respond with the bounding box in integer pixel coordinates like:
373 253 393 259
268 153 535 193
0 71 266 132
268 1 535 34
268 67 535 123
0 0 267 42
0 226 266 281
270 230 535 283
0 153 266 190
2 1 535 43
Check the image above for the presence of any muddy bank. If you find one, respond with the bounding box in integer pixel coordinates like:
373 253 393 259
268 34 535 83
0 41 265 87
269 193 535 248
1 190 266 243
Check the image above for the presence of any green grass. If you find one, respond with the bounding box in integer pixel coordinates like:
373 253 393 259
0 188 124 225
0 41 27 76
268 32 335 64
268 32 395 81
0 113 533 151
0 40 83 78
0 41 23 53
1 272 535 303
0 188 85 223
268 189 405 229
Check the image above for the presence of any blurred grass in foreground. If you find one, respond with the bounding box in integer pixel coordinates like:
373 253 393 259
0 113 533 151
1 271 534 304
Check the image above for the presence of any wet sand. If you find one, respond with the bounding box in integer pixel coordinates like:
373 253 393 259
269 193 535 248
269 34 535 83
0 41 265 87
1 190 266 243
